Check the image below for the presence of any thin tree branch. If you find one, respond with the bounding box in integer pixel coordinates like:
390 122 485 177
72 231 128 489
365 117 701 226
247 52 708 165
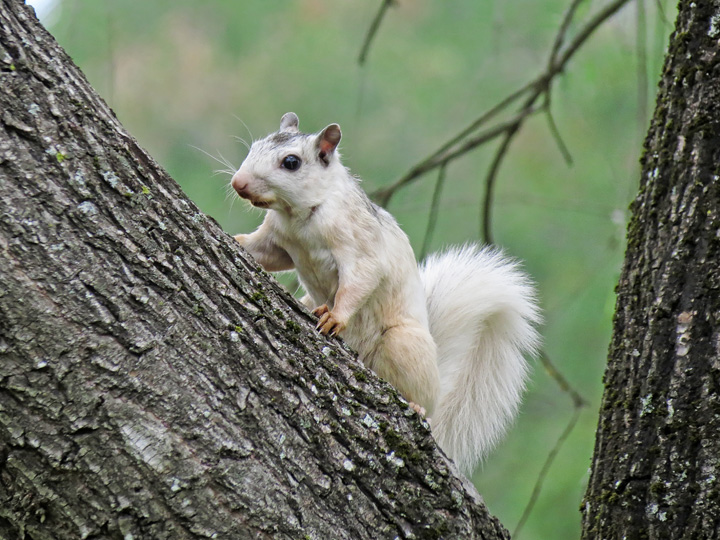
416 79 539 176
513 404 584 538
544 107 574 166
511 350 588 539
548 0 587 71
654 0 671 25
374 105 541 207
511 349 588 538
372 0 633 210
358 0 395 67
481 0 631 242
420 163 447 260
553 0 633 72
538 349 587 409
480 121 522 244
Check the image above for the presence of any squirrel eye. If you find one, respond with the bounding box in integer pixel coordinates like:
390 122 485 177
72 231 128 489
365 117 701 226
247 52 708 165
281 155 301 171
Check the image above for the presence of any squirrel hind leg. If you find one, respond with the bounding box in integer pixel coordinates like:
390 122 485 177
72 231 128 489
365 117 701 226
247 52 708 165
365 323 439 416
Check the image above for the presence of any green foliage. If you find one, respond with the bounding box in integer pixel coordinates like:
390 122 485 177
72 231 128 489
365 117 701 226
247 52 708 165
39 0 674 537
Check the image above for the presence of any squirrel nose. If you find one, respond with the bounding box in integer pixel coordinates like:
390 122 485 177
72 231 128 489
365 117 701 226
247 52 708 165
231 169 252 196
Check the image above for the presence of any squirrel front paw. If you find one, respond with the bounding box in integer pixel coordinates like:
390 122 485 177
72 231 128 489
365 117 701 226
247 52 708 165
408 402 427 417
313 304 346 336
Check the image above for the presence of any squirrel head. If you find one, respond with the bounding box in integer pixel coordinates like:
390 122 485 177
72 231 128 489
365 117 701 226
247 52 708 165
231 112 344 214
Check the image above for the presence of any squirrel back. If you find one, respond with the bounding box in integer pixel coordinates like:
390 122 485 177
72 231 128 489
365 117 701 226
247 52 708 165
232 113 540 475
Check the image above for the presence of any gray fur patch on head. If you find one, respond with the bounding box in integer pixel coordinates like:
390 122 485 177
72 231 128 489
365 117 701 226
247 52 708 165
268 132 305 148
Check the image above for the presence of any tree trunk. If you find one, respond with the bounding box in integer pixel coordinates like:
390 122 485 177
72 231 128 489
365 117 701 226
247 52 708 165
0 1 509 538
581 1 720 538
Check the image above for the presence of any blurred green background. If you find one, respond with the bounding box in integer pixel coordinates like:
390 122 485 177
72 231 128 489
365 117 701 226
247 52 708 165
29 0 674 537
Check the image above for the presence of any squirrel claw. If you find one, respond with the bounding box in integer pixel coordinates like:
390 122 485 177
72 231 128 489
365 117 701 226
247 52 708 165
315 311 331 330
409 402 427 417
320 317 346 336
329 322 345 336
313 305 346 336
312 304 330 317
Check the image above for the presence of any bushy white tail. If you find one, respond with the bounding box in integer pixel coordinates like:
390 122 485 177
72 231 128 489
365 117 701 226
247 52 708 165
419 244 541 474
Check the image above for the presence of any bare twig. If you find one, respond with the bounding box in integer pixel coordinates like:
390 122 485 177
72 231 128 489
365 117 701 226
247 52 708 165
544 107 574 166
513 403 584 538
358 0 395 67
417 79 539 174
482 0 632 241
654 0 671 25
511 348 587 538
539 349 587 409
420 163 447 260
479 82 546 244
553 0 632 71
372 0 633 211
480 122 522 244
548 0 586 71
373 105 542 207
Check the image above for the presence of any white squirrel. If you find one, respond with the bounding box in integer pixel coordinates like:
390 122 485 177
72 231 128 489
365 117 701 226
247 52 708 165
231 112 540 474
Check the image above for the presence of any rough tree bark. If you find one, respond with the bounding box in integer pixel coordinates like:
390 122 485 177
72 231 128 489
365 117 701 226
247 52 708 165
0 1 509 538
581 1 720 538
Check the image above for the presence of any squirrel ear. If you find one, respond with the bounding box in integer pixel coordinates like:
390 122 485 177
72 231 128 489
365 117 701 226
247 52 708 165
279 112 299 133
317 124 341 165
